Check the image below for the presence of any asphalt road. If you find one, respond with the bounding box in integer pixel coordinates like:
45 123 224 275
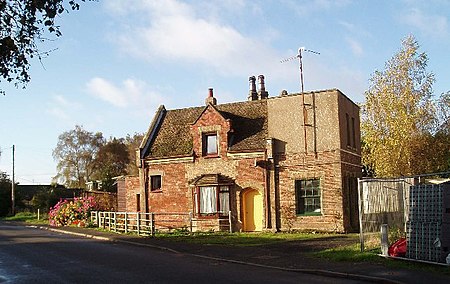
0 222 362 284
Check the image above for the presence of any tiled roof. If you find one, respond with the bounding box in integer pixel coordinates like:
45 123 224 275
146 99 268 159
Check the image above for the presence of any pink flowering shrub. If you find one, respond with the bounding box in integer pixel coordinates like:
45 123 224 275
48 196 98 227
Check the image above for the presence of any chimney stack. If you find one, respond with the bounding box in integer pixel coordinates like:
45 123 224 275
248 76 258 101
257 74 269 99
205 88 217 105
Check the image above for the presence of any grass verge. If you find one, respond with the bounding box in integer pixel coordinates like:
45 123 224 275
314 243 381 262
1 212 48 224
313 242 450 275
154 231 349 246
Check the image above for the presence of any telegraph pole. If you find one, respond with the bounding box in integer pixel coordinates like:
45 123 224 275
11 145 15 215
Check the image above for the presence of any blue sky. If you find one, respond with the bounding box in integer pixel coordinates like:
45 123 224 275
1 0 450 185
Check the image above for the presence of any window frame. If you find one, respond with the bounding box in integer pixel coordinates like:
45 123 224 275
150 174 162 192
202 132 218 156
195 185 230 218
295 178 322 216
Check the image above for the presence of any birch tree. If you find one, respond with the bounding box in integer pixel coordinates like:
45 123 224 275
53 125 104 188
362 35 436 177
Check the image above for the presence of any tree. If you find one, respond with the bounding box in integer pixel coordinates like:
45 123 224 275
124 133 144 176
361 35 436 177
0 172 11 216
92 138 130 192
0 0 91 95
53 125 104 188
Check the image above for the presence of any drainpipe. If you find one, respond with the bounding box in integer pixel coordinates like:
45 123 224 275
264 149 271 229
265 138 275 229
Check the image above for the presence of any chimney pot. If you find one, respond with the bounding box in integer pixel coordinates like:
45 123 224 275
258 75 265 91
257 74 269 100
248 76 258 101
205 88 217 105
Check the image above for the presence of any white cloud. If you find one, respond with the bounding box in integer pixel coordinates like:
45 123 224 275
86 77 165 110
86 77 129 107
401 8 449 38
339 21 373 38
346 37 364 57
283 0 351 16
46 95 81 121
103 0 363 100
107 0 283 78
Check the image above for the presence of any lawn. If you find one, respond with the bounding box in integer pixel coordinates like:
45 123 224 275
154 230 355 246
1 212 48 224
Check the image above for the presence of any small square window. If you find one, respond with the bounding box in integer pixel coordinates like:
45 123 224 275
203 133 218 156
150 175 162 191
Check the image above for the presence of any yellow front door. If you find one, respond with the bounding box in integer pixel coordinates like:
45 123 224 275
243 189 263 231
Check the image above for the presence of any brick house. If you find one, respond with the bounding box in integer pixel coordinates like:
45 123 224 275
118 75 361 232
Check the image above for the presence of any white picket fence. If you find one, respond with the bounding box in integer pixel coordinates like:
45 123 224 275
90 211 232 236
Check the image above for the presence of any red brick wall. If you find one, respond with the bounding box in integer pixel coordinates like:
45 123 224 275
341 150 362 232
117 178 127 212
190 105 231 159
124 176 140 212
146 163 190 213
140 155 266 233
276 151 345 232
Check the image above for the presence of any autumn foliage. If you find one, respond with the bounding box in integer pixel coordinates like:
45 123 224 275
362 35 449 177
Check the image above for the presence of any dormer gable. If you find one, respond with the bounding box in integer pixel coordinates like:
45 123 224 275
190 90 232 158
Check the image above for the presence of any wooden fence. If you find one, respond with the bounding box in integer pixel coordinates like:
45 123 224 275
90 211 232 236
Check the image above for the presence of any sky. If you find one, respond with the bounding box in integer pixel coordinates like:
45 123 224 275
1 0 450 185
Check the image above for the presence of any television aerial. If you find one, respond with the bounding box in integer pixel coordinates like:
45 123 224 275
280 47 320 93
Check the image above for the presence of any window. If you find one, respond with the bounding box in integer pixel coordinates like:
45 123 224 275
150 175 162 191
295 179 321 215
203 133 218 156
196 185 229 216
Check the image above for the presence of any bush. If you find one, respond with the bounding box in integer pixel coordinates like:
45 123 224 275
48 196 98 227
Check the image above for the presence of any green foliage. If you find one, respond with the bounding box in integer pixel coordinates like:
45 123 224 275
30 185 75 213
0 0 93 95
0 172 11 216
388 226 406 245
92 138 129 192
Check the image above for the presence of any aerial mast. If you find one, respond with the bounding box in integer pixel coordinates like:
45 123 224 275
281 47 320 154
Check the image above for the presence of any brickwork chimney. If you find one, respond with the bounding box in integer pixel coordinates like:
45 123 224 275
257 75 269 99
248 76 258 101
205 88 217 105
